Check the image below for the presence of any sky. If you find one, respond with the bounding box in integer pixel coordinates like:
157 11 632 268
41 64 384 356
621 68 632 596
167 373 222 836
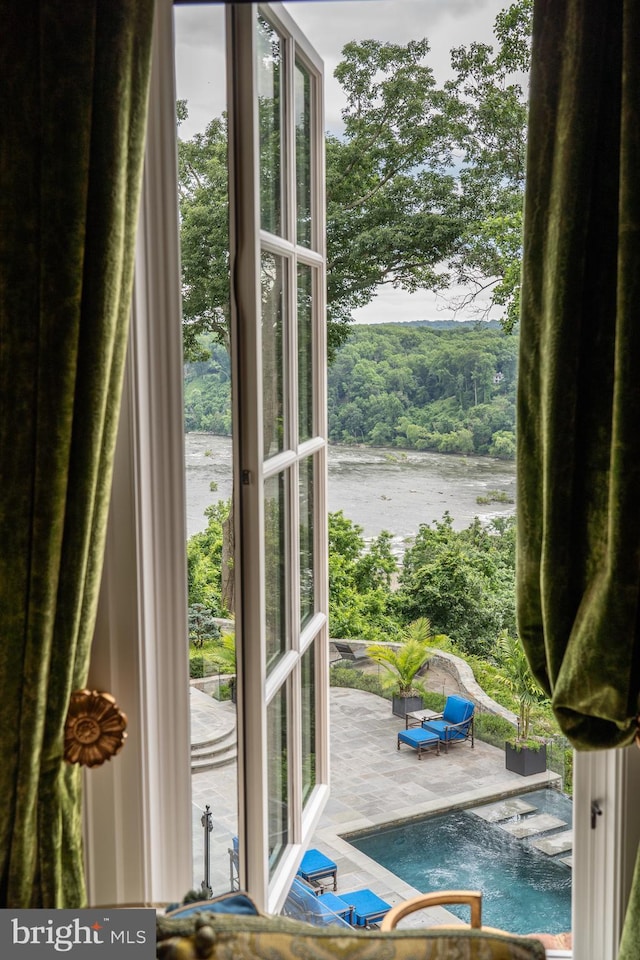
173 0 508 325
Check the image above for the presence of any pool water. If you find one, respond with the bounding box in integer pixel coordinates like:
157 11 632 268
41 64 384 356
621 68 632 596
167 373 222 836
348 789 572 935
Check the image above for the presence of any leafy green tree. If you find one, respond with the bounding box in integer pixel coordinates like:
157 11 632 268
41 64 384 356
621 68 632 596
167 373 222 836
325 39 463 351
187 499 231 615
445 0 532 330
178 3 533 359
395 513 516 655
177 103 230 361
178 38 466 359
188 604 221 649
328 511 399 641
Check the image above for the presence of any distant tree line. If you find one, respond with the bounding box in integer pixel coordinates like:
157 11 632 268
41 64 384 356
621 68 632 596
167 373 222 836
327 323 517 456
184 322 517 459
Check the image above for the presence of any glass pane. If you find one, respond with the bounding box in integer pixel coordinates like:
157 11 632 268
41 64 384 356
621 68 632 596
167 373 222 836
299 456 314 628
268 686 289 871
261 251 286 457
295 61 312 247
174 2 240 898
257 13 283 236
265 472 286 669
297 263 313 442
301 645 316 804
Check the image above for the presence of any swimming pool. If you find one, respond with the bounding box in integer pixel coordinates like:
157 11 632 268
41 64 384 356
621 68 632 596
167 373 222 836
348 788 572 935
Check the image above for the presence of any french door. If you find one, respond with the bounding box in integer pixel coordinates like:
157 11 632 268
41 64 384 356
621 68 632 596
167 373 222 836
227 2 329 912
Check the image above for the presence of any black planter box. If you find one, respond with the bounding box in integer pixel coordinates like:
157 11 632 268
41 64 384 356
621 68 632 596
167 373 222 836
505 741 547 776
392 694 423 718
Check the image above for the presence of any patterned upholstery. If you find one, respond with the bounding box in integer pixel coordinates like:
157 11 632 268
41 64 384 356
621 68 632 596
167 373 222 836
156 911 547 959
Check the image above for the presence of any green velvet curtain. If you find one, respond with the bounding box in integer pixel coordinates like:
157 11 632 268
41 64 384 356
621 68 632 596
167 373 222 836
0 1 154 907
518 0 640 749
518 1 640 954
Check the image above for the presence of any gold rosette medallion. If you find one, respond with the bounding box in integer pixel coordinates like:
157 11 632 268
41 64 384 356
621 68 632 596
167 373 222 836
64 690 128 767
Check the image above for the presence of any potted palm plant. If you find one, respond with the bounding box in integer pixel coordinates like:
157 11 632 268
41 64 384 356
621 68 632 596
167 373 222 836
366 618 436 718
496 632 548 776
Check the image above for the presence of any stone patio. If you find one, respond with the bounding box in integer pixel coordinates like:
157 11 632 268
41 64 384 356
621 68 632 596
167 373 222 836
190 684 561 929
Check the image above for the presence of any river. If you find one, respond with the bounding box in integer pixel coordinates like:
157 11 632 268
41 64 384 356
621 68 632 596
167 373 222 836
185 434 516 550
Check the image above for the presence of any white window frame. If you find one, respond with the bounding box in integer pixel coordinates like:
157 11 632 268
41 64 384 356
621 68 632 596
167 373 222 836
82 3 640 955
227 2 329 912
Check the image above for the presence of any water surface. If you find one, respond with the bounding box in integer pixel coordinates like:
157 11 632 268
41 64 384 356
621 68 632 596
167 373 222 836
185 433 516 543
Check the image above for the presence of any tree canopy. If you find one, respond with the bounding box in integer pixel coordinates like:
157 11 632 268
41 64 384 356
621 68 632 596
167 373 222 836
177 1 532 360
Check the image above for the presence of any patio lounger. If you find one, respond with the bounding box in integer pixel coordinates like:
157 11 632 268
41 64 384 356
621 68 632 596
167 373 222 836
422 695 475 752
340 888 392 927
296 848 338 891
315 890 354 925
397 726 440 759
332 641 368 665
284 878 353 927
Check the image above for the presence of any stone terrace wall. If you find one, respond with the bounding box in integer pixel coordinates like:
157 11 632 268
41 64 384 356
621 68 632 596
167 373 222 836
330 640 518 728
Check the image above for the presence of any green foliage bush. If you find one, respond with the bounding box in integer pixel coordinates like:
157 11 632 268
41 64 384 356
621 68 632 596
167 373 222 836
474 712 517 748
329 666 385 696
189 636 235 681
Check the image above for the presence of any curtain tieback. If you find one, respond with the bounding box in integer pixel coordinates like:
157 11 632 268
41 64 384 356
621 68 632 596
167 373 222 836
64 690 128 767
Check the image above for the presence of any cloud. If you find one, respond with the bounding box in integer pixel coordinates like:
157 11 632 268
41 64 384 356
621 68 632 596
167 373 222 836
174 5 226 138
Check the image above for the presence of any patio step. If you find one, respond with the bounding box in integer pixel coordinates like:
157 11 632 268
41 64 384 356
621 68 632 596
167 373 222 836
469 798 538 823
499 814 567 839
191 727 237 772
560 856 573 868
531 828 573 857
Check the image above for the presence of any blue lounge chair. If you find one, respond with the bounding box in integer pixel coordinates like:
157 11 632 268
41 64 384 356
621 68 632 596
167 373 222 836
296 848 338 891
340 888 392 927
283 878 352 927
422 695 475 752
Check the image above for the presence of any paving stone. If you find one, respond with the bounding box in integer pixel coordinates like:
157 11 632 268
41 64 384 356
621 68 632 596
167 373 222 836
531 830 573 856
500 814 567 839
560 856 573 868
470 798 537 822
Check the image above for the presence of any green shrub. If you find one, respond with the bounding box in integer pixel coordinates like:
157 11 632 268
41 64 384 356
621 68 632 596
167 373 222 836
329 666 385 696
421 691 446 712
189 637 233 680
216 682 233 702
474 711 516 748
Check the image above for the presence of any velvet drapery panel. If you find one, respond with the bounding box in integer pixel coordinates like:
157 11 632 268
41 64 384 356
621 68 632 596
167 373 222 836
0 1 154 906
518 1 640 954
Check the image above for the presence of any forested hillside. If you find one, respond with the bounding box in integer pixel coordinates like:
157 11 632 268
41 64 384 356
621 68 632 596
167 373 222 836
327 323 517 456
184 321 518 459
